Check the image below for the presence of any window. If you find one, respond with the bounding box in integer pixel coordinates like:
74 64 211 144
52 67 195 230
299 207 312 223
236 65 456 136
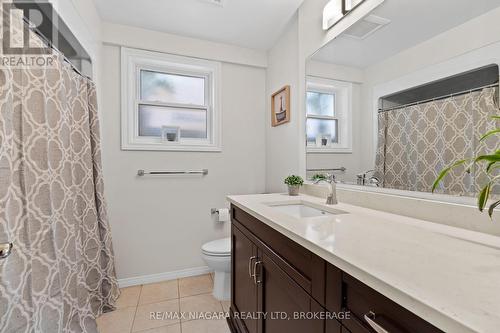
306 91 338 143
121 47 221 151
306 77 352 153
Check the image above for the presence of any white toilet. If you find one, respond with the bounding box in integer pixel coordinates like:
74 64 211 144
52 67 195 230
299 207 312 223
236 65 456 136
201 237 231 301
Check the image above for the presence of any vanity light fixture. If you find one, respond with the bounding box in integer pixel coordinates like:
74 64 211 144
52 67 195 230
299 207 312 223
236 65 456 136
344 0 364 12
323 0 370 30
323 0 344 30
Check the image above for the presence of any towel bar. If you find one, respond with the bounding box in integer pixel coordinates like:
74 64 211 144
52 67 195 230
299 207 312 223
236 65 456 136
137 169 208 176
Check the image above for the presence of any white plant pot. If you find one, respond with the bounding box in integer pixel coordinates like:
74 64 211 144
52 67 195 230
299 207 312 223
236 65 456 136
288 185 300 196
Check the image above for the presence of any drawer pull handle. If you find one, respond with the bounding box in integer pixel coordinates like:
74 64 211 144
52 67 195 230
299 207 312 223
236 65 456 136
364 311 389 333
0 242 13 259
253 261 262 285
248 256 257 277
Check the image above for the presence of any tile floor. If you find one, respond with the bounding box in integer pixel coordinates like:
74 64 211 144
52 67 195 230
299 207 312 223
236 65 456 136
97 273 231 333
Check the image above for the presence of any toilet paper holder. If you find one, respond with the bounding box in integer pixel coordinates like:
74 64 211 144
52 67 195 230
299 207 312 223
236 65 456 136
211 208 231 222
211 208 220 215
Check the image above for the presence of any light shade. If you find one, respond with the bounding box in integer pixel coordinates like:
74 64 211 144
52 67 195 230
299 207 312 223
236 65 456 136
322 0 344 30
344 0 364 11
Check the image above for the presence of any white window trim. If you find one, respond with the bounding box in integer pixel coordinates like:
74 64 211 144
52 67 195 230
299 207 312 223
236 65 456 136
121 47 222 152
306 76 352 153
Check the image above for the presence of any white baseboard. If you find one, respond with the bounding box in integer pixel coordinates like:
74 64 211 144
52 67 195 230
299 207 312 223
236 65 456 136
118 266 212 288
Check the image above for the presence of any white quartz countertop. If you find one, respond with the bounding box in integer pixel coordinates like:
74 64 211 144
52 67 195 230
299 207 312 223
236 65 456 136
227 193 500 333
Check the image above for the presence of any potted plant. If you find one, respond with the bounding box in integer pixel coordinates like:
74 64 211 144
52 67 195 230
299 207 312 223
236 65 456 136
432 115 499 217
311 173 327 182
284 175 304 196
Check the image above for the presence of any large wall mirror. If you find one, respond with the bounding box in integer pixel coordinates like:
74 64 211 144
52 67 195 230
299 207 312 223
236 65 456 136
305 0 500 199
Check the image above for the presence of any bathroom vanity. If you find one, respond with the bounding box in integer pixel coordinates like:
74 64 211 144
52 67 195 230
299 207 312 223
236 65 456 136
227 193 500 333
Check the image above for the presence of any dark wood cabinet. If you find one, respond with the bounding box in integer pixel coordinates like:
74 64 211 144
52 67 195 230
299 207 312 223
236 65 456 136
326 318 342 333
325 264 342 313
229 205 443 333
341 325 351 333
258 251 324 333
231 225 258 333
231 205 326 302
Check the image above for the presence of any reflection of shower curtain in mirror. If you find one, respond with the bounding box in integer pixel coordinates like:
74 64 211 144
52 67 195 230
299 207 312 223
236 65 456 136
374 87 499 196
0 10 119 333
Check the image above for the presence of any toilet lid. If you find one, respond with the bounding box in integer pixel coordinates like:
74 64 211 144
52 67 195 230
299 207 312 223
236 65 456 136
202 237 231 256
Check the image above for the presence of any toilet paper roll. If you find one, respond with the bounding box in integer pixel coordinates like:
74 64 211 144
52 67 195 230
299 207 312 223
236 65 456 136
217 208 230 222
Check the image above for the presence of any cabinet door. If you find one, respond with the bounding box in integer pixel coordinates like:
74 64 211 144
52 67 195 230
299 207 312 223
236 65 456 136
232 225 258 333
257 251 324 333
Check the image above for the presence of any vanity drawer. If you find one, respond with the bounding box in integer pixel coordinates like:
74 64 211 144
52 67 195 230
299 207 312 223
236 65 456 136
342 274 443 333
231 205 326 304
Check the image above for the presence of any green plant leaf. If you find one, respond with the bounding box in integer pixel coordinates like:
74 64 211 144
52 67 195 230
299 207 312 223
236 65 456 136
475 154 500 163
486 161 499 173
479 128 500 141
478 183 491 212
488 200 500 218
311 174 327 181
435 115 499 218
284 175 304 186
431 159 468 192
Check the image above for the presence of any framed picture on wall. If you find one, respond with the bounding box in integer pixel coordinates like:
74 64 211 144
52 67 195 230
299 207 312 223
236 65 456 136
271 85 290 127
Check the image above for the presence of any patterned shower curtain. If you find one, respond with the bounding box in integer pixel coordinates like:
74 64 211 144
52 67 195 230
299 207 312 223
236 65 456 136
0 6 119 333
374 87 499 196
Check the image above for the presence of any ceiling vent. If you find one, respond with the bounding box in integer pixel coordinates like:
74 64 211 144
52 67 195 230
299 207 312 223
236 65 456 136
199 0 226 7
343 14 390 40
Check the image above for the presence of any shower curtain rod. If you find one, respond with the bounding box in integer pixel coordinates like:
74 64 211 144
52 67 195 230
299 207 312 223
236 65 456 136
21 16 88 79
378 82 499 113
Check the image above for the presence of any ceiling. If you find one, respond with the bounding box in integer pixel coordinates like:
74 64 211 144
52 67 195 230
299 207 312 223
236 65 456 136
93 0 305 50
312 0 500 68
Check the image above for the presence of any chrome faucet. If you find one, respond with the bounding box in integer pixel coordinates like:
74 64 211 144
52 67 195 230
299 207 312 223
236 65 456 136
356 169 380 187
314 173 338 205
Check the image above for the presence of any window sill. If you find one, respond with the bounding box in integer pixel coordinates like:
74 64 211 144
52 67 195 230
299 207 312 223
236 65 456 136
306 147 352 154
121 141 222 152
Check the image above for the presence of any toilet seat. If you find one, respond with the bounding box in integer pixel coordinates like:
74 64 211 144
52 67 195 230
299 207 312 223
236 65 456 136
202 237 231 256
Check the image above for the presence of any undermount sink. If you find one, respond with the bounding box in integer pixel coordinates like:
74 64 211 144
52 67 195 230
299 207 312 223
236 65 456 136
266 201 348 218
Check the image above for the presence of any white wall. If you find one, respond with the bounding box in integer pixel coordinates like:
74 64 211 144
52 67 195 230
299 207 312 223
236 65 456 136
100 26 267 280
102 22 267 68
265 15 301 192
264 0 334 193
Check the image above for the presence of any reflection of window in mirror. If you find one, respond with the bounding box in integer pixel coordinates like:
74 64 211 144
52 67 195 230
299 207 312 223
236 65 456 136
306 77 352 153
